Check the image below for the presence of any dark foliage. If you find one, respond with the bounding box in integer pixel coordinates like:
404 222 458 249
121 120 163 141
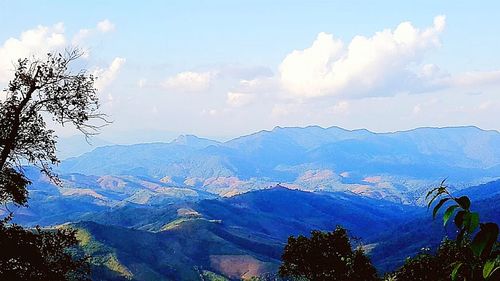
387 182 500 281
279 226 378 281
0 50 105 280
390 239 499 281
425 182 499 280
0 222 90 280
0 49 104 185
0 167 30 206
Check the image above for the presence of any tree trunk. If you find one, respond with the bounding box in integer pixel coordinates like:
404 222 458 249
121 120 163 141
0 85 37 170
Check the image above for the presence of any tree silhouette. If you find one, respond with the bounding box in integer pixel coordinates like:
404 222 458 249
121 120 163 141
387 182 500 281
0 49 107 280
0 222 90 280
279 226 379 281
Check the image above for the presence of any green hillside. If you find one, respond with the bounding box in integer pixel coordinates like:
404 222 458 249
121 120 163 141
62 187 419 280
71 219 281 281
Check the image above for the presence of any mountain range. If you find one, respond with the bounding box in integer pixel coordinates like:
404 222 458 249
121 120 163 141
11 125 500 280
58 125 500 204
58 183 499 280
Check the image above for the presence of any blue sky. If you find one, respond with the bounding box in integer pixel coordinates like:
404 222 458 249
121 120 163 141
1 1 500 142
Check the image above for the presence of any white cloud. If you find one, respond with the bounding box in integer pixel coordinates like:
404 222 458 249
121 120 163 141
97 19 115 33
271 103 301 117
437 70 500 88
331 101 350 114
240 79 264 89
226 91 254 107
279 15 446 98
137 78 147 88
413 104 422 114
0 23 66 82
93 57 126 91
238 77 279 94
71 28 91 47
412 97 439 115
162 71 214 92
216 65 273 80
72 19 115 46
0 20 120 84
201 109 218 116
476 100 494 111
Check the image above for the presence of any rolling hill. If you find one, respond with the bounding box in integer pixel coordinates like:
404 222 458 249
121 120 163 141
65 187 421 280
55 182 500 280
12 126 500 280
58 126 500 204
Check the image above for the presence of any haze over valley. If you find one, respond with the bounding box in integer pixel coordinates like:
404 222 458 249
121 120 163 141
1 1 500 280
6 125 498 279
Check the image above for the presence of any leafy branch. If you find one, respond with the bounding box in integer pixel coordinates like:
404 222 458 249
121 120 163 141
427 180 499 280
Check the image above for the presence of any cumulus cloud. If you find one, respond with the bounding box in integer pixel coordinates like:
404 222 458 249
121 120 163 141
0 20 119 84
271 103 302 117
0 23 66 82
216 65 273 80
97 19 115 33
162 71 214 92
71 28 91 45
331 101 350 114
226 91 254 107
237 77 279 95
437 70 500 88
72 19 115 46
279 15 447 98
93 57 126 91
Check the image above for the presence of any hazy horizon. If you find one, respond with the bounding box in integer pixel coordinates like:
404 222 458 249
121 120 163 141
61 123 500 145
55 124 500 160
1 1 500 143
2 2 500 280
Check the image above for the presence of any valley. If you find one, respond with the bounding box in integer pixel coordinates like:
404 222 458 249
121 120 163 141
11 126 500 280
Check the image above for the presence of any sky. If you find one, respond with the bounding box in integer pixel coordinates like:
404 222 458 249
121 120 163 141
1 1 500 143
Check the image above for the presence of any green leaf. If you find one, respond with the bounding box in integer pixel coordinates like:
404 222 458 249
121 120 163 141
427 192 441 209
468 212 480 233
440 178 447 186
425 187 439 200
471 223 499 258
462 212 472 233
433 198 450 219
456 196 471 210
443 205 459 226
451 262 462 281
483 259 496 278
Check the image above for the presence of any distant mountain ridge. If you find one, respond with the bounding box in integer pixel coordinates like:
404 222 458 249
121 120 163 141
170 134 221 148
15 125 500 280
58 125 500 204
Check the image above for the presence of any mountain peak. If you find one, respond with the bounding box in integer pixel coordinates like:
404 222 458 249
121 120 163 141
172 134 200 143
171 134 220 148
